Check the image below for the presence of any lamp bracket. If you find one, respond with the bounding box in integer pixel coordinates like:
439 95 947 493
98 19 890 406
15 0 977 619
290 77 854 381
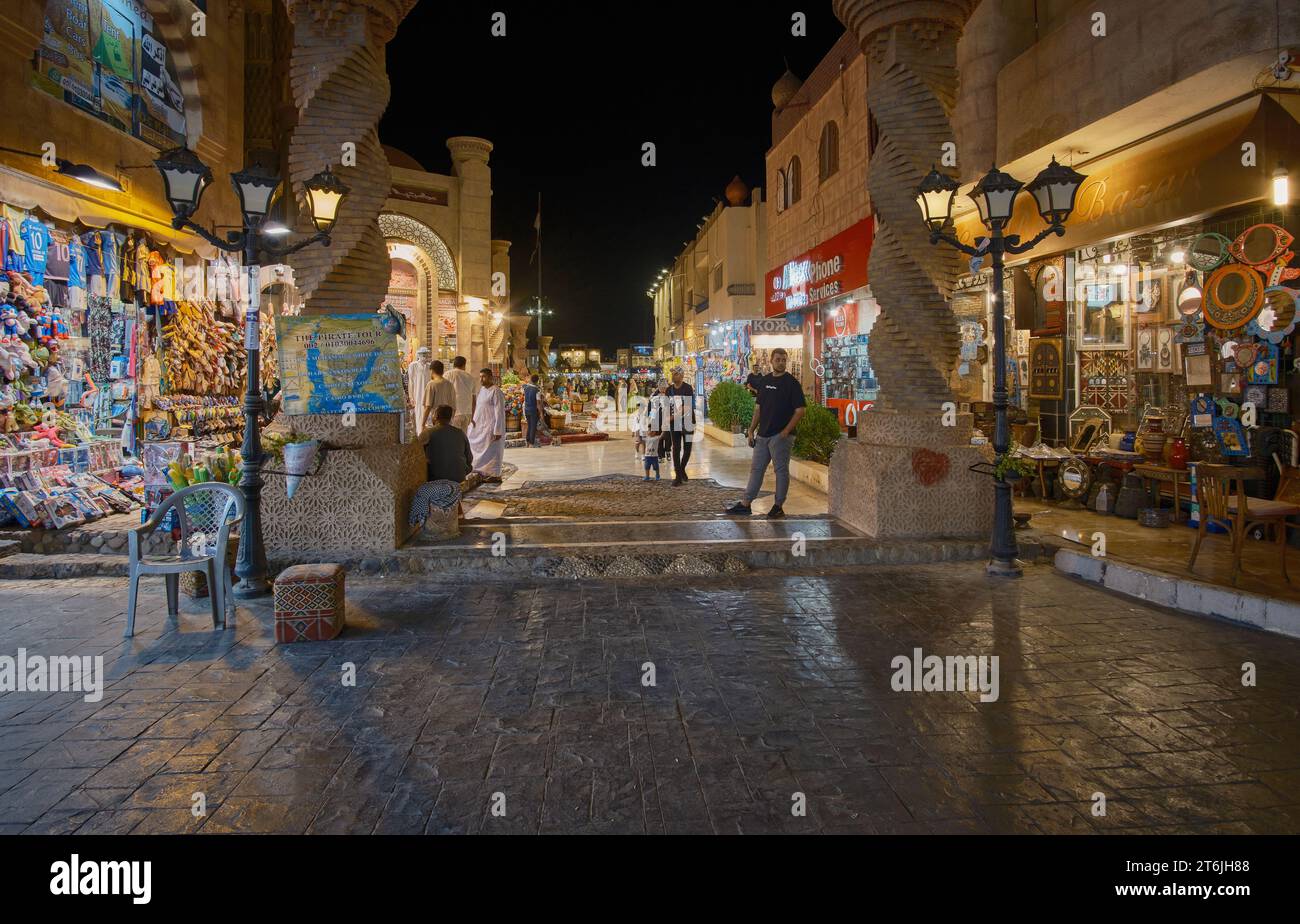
1005 224 1065 255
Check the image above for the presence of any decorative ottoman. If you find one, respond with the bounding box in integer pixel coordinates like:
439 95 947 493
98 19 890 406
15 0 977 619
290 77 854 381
274 563 346 642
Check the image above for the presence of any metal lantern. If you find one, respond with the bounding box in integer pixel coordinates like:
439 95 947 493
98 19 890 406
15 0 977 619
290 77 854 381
969 165 1024 227
153 146 213 222
1026 156 1086 227
303 166 349 235
230 163 282 225
915 166 960 232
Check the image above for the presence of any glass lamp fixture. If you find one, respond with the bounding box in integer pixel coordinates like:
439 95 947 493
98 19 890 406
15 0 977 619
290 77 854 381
1170 249 1186 265
302 166 349 235
154 146 213 221
1025 156 1085 227
915 166 960 232
1274 162 1290 206
969 166 1024 227
56 160 124 191
230 163 281 225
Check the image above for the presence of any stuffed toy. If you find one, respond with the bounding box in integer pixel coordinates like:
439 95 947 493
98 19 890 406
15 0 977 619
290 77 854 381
51 308 69 339
43 362 68 406
3 337 39 375
0 306 19 338
31 421 71 448
0 407 15 433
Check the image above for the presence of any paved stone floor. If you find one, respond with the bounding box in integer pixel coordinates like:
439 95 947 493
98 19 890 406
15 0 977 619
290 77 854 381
2 562 1300 834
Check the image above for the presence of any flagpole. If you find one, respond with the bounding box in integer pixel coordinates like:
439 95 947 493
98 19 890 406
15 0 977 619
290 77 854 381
536 191 543 342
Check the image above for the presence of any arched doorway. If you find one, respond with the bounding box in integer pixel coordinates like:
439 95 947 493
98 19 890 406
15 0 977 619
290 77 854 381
380 213 458 359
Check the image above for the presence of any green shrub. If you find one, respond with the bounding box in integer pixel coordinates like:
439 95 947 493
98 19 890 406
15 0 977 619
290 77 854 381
792 403 842 465
708 381 755 431
501 371 521 385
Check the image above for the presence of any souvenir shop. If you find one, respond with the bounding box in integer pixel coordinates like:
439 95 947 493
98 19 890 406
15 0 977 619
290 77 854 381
0 195 275 531
958 92 1300 550
764 216 876 427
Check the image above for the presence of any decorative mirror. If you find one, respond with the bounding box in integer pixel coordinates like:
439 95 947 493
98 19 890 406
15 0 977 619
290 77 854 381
1202 263 1263 329
1175 271 1202 316
1188 232 1231 271
1057 457 1092 501
1251 286 1300 344
1230 224 1294 267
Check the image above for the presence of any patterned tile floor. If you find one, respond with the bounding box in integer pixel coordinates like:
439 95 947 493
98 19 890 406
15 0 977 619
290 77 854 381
2 562 1300 834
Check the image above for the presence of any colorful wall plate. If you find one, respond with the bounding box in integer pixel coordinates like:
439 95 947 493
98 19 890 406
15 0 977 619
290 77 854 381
1203 264 1264 329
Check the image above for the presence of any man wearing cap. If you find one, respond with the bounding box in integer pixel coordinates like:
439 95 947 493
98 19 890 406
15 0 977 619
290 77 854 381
444 355 476 431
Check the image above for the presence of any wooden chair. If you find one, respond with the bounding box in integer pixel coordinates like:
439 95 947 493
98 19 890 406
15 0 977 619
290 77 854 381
1189 464 1300 585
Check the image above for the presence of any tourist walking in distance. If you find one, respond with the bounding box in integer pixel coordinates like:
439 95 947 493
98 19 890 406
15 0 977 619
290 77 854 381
667 367 695 485
726 347 805 518
523 374 542 447
468 367 506 482
643 417 662 481
444 355 475 431
423 359 457 433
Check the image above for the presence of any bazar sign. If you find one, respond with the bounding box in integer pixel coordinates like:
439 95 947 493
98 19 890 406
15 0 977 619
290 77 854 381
766 217 873 317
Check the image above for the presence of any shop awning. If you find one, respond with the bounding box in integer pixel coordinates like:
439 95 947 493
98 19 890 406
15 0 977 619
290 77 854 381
0 163 213 257
952 93 1300 262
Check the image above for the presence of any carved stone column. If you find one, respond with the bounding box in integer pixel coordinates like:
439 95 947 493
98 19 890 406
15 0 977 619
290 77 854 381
284 0 416 314
538 335 553 372
508 315 533 374
828 0 993 542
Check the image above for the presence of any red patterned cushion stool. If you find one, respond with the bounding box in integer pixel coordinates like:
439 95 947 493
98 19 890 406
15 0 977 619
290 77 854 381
274 563 346 642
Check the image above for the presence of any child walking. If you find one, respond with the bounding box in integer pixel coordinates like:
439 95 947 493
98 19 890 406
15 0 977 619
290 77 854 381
643 423 662 481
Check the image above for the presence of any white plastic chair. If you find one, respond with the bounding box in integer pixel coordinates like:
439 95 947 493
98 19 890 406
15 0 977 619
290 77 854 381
125 482 245 638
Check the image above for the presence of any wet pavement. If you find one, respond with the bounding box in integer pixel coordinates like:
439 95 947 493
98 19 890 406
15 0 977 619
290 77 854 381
2 562 1300 834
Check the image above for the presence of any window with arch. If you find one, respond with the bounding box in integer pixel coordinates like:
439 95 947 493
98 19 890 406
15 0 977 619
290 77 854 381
787 156 802 205
819 121 839 181
776 168 787 212
33 0 189 147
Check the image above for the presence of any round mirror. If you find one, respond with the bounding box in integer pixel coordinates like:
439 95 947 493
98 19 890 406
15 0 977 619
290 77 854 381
1176 276 1202 316
1262 286 1298 330
1188 233 1231 271
1231 224 1294 267
1203 263 1263 329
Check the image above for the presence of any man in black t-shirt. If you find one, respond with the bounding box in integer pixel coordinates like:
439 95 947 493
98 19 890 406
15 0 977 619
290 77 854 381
666 368 696 485
744 356 764 398
726 347 805 518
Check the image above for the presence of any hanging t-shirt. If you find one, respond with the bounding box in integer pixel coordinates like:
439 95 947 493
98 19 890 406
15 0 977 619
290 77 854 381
67 233 87 291
101 231 121 293
134 238 150 298
44 229 71 282
2 206 26 273
119 233 136 302
19 216 51 285
82 230 104 279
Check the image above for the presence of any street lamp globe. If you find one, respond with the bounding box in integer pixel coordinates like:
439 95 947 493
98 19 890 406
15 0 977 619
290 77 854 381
1026 157 1086 228
230 163 281 227
915 166 960 232
154 146 213 223
970 165 1024 228
303 166 349 235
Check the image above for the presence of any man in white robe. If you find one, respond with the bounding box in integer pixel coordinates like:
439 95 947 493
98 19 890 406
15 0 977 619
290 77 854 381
468 367 506 480
444 355 476 431
407 347 432 436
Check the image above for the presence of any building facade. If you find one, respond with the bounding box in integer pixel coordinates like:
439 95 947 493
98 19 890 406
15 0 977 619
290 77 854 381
651 176 766 402
379 140 517 371
764 29 877 425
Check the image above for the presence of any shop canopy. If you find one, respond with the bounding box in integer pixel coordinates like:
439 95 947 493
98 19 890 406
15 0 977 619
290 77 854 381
952 93 1300 262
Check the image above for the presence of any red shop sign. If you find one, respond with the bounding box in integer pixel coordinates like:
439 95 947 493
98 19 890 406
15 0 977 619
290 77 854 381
765 216 874 318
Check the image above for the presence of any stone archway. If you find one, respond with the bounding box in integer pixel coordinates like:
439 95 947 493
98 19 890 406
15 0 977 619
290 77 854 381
381 212 458 354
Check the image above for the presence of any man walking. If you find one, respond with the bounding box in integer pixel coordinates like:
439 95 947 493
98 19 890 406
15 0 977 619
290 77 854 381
422 359 457 433
667 367 696 485
725 347 804 519
523 374 542 447
468 367 506 481
444 355 475 431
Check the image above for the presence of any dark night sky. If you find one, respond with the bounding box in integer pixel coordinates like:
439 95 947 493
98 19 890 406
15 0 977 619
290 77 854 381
379 2 844 354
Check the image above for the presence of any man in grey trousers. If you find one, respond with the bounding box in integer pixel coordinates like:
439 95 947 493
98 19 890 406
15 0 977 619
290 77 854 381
725 347 805 519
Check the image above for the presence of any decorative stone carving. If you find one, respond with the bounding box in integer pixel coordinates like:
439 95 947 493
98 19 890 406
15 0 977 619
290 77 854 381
284 0 417 314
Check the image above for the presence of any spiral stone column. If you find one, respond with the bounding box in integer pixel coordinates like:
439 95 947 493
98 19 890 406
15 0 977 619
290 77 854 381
827 0 993 541
284 0 416 313
262 0 426 563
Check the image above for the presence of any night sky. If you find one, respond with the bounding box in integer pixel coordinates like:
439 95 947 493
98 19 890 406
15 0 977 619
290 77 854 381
379 2 844 354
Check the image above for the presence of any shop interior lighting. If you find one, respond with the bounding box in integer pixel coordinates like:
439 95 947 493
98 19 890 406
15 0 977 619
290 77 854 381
1274 163 1290 206
0 145 126 192
1170 248 1186 264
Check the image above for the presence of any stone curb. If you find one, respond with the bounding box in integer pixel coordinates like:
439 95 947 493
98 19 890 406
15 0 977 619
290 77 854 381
1053 548 1300 639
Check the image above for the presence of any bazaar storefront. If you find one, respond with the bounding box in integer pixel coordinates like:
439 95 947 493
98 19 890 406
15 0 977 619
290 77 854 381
948 92 1300 545
765 216 877 426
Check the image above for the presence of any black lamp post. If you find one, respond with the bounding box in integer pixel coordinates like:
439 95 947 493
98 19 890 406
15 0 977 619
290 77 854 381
154 147 349 597
917 156 1085 577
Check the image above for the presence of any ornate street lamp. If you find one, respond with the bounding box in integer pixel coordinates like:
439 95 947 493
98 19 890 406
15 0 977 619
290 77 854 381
918 160 1085 577
154 148 349 598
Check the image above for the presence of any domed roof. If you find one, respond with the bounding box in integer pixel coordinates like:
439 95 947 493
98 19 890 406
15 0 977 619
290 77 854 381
771 69 803 110
383 145 427 172
724 175 749 206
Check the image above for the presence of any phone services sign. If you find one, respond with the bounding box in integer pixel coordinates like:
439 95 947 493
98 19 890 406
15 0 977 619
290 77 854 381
765 217 873 317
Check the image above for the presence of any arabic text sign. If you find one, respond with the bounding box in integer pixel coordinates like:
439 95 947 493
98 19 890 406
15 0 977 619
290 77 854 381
276 314 403 415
